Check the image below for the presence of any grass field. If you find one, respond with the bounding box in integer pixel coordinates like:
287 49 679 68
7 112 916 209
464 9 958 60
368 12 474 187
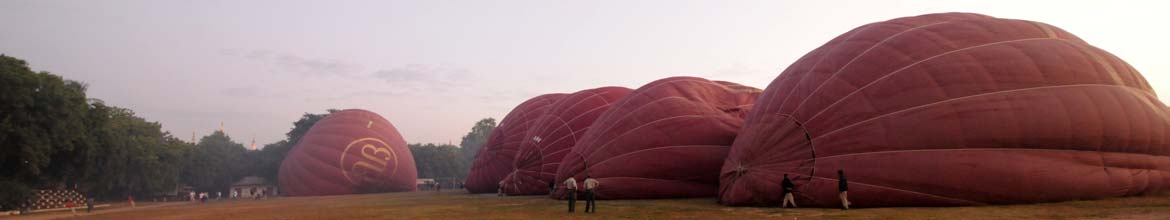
10 191 1170 220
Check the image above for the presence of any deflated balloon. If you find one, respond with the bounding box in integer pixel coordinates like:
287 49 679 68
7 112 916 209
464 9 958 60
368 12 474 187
719 13 1170 207
555 77 761 199
466 94 567 193
278 109 417 196
501 87 632 195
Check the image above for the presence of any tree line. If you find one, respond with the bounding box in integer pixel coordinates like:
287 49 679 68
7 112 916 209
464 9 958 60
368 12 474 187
0 54 495 209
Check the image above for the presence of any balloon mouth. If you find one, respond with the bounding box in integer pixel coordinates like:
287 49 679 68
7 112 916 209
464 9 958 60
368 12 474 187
720 113 814 206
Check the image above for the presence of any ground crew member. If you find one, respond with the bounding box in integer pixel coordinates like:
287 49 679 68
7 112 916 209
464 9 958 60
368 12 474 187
781 174 797 208
66 201 77 216
548 181 556 195
838 169 850 210
564 177 578 213
497 181 505 197
584 176 599 213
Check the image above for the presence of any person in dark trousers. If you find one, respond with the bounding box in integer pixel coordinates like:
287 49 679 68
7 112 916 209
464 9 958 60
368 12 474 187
781 174 797 208
86 198 95 212
838 169 850 210
548 181 556 195
564 177 578 213
583 176 599 213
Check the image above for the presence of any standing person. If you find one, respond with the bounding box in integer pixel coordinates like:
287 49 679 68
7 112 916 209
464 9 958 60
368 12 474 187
781 174 797 208
583 176 599 213
217 192 222 200
189 191 196 202
548 181 556 195
563 177 578 213
87 198 95 212
128 195 136 208
66 201 77 216
838 169 850 210
497 182 505 197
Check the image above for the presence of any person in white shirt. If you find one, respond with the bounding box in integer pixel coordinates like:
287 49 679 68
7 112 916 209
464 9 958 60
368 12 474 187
583 176 599 213
497 181 505 197
564 177 578 213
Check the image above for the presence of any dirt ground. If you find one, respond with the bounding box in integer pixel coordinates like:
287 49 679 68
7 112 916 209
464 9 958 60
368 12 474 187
5 191 1170 220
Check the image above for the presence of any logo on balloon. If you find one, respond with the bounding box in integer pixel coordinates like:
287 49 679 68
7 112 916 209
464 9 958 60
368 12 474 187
340 137 399 184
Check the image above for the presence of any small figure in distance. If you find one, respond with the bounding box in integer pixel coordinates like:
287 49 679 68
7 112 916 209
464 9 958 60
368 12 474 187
66 201 77 216
781 173 797 208
548 180 556 195
497 181 505 197
838 169 850 210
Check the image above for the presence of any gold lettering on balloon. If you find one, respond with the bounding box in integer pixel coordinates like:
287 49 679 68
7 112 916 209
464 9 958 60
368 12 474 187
340 138 400 184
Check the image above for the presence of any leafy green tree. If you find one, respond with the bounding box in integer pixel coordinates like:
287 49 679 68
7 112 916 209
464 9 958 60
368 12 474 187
249 140 288 182
410 143 464 179
286 110 338 146
183 131 248 193
457 118 495 178
0 54 91 207
0 54 199 205
78 101 192 198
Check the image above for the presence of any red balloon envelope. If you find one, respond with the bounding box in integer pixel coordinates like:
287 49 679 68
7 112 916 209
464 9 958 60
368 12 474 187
719 13 1170 207
500 87 633 195
465 94 567 193
278 109 417 196
554 77 761 199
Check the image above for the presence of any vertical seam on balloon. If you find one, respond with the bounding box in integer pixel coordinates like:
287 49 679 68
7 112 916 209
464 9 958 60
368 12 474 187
535 101 616 154
757 43 828 111
802 37 1060 123
789 21 957 115
809 84 1157 142
582 112 715 159
573 80 711 153
577 79 748 158
534 101 617 151
1029 21 1059 39
770 24 878 114
1097 91 1113 182
567 78 745 176
536 117 572 180
499 94 563 141
1067 38 1126 88
761 25 874 113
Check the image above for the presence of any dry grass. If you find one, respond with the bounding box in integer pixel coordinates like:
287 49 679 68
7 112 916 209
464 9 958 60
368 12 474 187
17 191 1170 220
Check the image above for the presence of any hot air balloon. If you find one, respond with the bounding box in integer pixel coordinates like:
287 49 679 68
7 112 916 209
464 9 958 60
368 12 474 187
554 77 761 199
719 12 1170 207
466 94 568 193
278 109 417 196
500 87 633 195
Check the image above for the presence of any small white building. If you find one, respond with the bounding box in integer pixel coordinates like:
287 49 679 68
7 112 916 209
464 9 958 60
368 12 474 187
231 176 278 198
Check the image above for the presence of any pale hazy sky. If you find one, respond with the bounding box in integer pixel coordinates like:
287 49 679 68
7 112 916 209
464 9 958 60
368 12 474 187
1 0 1166 147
